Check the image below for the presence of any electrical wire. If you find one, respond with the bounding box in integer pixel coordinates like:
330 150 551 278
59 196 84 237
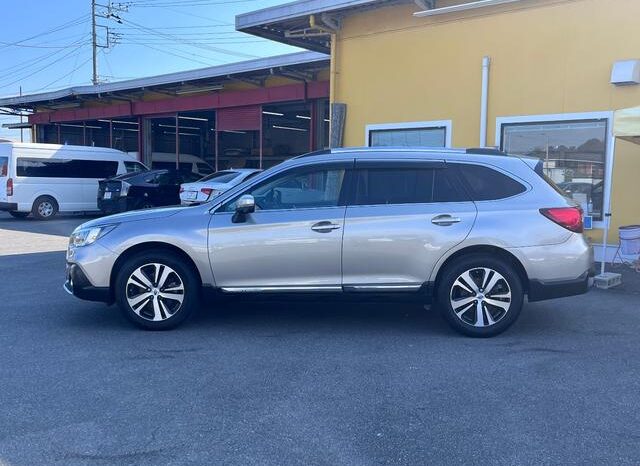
0 14 89 50
118 17 257 59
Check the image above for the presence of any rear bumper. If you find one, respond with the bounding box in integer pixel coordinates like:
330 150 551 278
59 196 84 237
528 269 593 302
0 202 18 211
64 263 112 304
98 197 130 215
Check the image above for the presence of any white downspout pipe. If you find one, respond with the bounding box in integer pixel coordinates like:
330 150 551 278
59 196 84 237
480 56 491 147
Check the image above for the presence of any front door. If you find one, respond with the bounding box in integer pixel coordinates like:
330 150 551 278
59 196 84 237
341 160 477 290
208 162 351 291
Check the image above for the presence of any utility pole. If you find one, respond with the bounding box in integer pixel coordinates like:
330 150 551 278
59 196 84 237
92 0 98 85
19 86 23 143
91 1 125 85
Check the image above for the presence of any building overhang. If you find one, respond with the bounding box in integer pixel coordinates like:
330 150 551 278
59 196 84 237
236 0 408 53
0 51 329 112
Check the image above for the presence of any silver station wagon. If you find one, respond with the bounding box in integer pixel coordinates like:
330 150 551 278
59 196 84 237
64 147 594 337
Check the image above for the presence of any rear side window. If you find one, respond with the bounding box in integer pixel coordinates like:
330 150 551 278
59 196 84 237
456 164 526 201
0 156 7 176
353 167 468 205
17 158 118 179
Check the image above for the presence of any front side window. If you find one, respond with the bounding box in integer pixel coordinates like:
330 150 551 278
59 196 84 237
369 126 447 147
223 166 346 212
501 119 607 220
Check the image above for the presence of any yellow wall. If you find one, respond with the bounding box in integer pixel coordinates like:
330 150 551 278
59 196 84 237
334 0 640 243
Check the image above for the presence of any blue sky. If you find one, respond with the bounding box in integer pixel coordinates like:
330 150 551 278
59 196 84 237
0 0 300 139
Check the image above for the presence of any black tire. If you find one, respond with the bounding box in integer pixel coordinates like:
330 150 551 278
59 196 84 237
9 211 29 218
115 250 200 330
436 253 524 338
32 196 59 220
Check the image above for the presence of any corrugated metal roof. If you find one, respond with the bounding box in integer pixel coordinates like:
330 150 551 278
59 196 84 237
236 0 384 30
0 51 328 108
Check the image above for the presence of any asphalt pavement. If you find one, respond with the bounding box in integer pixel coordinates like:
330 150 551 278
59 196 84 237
0 211 639 465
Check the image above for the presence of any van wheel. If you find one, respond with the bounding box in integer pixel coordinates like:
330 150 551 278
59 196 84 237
9 211 29 218
437 254 524 338
115 250 200 330
32 196 58 220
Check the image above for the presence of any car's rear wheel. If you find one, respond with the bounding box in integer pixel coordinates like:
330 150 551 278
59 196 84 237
437 254 524 337
9 211 29 218
115 251 200 330
32 196 58 220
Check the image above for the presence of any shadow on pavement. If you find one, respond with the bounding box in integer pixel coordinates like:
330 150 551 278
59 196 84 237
0 212 100 237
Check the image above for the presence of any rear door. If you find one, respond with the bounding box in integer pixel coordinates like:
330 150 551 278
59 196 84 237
341 160 477 290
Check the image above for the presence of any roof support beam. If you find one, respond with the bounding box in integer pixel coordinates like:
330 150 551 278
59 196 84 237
227 75 265 87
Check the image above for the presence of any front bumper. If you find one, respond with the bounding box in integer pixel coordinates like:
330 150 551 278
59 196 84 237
0 201 18 211
64 263 112 303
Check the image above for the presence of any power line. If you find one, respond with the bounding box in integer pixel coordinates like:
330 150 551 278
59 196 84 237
119 17 257 60
0 14 89 50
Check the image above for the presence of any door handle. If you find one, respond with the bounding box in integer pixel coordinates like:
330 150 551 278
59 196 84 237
311 221 341 233
431 214 461 226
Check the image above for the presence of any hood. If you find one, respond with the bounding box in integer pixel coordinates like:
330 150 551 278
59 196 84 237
77 206 187 230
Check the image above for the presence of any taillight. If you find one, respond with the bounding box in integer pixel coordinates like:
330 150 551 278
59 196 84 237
6 178 13 196
200 188 213 196
540 207 583 233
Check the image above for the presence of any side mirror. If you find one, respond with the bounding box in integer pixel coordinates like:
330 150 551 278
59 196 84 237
232 194 255 223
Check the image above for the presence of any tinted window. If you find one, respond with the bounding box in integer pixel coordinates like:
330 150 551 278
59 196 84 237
456 164 526 201
152 161 192 173
0 157 7 177
354 168 434 205
196 162 214 175
124 161 147 173
369 127 446 147
200 171 239 183
17 158 118 179
224 167 345 212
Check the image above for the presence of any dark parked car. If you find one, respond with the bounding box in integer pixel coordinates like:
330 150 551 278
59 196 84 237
98 169 202 214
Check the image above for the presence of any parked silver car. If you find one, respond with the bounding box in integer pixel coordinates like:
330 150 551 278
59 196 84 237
64 147 594 337
179 168 262 205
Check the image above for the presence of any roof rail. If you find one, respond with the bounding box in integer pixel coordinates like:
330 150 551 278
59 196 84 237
466 148 508 156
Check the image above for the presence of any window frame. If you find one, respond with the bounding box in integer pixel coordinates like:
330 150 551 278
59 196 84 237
217 161 354 214
495 111 614 228
365 120 453 148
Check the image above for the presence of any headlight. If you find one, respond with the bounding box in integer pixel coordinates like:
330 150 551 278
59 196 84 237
120 181 131 197
69 224 117 248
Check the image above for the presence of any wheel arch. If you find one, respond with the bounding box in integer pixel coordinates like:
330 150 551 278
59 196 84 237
431 245 529 299
110 242 203 298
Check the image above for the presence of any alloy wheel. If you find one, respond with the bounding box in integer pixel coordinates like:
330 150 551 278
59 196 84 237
449 267 512 327
126 263 185 321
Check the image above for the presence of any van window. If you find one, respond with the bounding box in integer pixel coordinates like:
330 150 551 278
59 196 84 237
16 158 118 179
456 164 526 201
0 157 7 176
152 161 192 173
124 161 146 173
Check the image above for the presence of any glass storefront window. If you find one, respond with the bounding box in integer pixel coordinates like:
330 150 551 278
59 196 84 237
369 126 447 147
501 119 607 221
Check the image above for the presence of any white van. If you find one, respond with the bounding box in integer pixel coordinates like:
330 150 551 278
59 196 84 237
127 152 214 177
0 143 147 220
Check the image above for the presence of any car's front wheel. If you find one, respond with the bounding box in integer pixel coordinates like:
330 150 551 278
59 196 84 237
115 250 200 330
437 254 524 337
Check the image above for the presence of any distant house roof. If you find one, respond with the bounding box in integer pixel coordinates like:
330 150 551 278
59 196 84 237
236 0 405 53
0 51 329 109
